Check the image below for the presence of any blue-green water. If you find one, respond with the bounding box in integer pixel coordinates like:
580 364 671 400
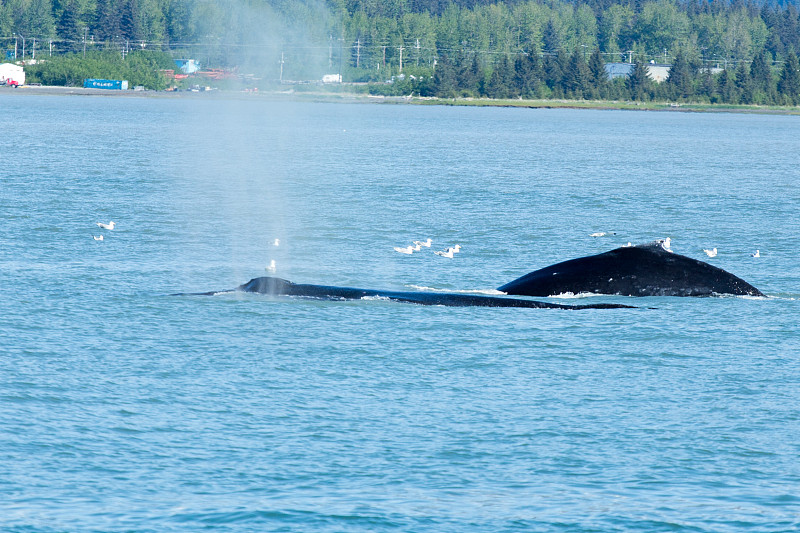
1 93 799 532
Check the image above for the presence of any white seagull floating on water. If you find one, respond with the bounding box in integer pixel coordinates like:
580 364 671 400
435 245 460 258
752 250 760 258
93 235 104 241
703 247 718 257
97 221 116 230
266 260 277 272
414 238 433 248
394 245 415 254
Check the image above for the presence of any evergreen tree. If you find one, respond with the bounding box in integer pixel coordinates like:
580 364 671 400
456 52 479 94
627 60 651 100
515 52 544 98
22 0 55 38
528 52 544 87
734 61 754 104
433 54 458 98
666 52 693 100
542 19 561 54
0 6 9 40
543 50 567 95
514 53 534 97
750 51 772 92
95 0 122 41
776 6 800 60
562 49 589 98
486 55 515 99
57 0 83 52
777 51 800 105
120 0 137 41
698 67 716 102
717 69 739 104
588 48 608 98
761 4 784 58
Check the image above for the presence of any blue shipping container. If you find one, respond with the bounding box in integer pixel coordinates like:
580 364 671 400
83 79 129 90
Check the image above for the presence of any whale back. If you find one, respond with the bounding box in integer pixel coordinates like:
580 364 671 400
498 242 763 297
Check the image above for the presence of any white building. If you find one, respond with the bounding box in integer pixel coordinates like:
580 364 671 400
0 63 25 85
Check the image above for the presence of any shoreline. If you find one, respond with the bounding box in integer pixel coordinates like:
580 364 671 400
3 84 799 115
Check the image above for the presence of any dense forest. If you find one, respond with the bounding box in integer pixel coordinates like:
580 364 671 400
2 0 800 104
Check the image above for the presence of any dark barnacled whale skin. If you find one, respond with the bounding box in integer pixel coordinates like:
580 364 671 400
498 242 764 297
232 276 636 309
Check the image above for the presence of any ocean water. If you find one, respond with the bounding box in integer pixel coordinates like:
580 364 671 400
1 92 799 532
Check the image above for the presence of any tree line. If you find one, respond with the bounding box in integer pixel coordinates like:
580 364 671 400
2 0 799 63
389 47 800 105
2 0 799 104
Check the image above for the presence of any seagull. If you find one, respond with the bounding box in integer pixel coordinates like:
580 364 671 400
590 232 606 237
394 245 414 254
414 238 433 248
93 235 104 241
273 239 280 246
703 247 718 257
452 244 461 253
266 260 276 272
623 242 633 247
660 237 672 252
752 250 760 258
97 221 116 230
435 248 454 258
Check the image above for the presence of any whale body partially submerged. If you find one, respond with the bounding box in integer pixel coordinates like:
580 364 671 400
498 242 763 297
180 241 762 308
234 277 635 310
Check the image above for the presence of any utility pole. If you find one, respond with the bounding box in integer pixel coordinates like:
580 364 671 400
355 39 360 68
279 51 284 82
398 45 404 73
382 46 386 69
13 33 17 60
416 38 420 66
49 39 52 56
83 27 87 58
338 37 343 80
328 35 333 68
32 37 36 60
627 50 633 63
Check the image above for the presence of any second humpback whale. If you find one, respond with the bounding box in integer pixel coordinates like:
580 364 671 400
498 241 763 297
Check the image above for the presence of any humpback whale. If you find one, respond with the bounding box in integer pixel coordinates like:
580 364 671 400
498 241 763 297
179 241 762 308
232 277 635 309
